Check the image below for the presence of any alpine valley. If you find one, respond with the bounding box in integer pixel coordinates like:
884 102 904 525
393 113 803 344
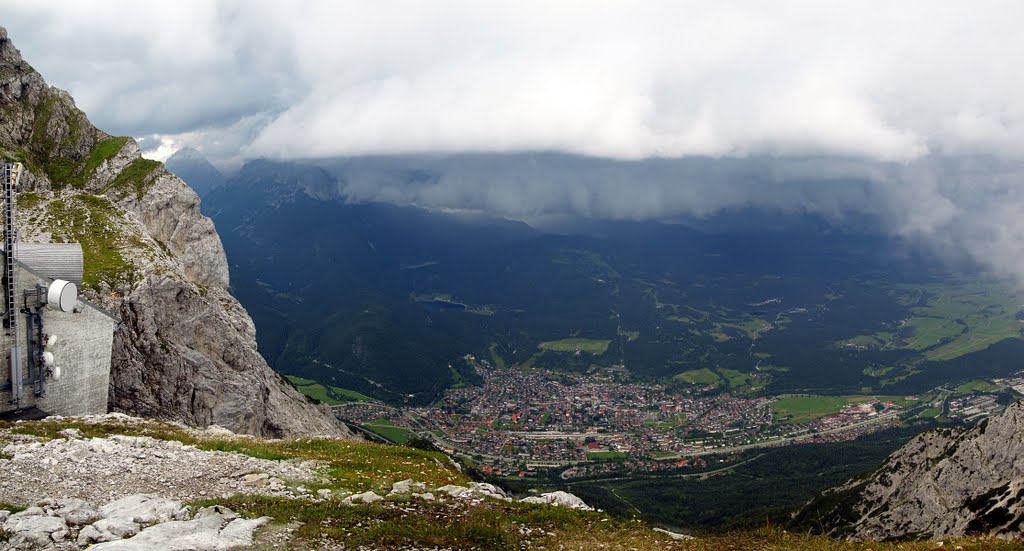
193 154 1024 534
2 6 1024 548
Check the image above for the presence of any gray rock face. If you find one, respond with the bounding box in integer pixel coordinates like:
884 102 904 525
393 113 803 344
806 400 1024 540
0 26 351 438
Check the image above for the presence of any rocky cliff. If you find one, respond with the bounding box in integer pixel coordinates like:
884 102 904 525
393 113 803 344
0 26 350 438
799 400 1024 540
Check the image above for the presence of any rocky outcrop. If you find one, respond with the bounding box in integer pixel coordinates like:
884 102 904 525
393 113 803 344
0 26 350 438
800 400 1024 540
1 495 268 550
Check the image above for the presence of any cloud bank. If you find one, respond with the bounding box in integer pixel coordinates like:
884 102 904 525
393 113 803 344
5 2 1024 283
5 1 1024 164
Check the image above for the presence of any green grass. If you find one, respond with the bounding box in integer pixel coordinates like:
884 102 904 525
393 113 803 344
488 342 507 370
586 451 628 461
773 396 876 425
42 194 140 289
105 157 161 199
363 424 412 445
672 368 723 386
838 282 1024 363
718 368 755 388
954 379 1000 395
285 375 317 386
538 338 611 354
189 494 699 550
897 283 1023 361
330 386 374 401
285 375 374 403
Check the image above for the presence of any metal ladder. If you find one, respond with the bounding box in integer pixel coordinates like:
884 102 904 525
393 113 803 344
3 162 18 336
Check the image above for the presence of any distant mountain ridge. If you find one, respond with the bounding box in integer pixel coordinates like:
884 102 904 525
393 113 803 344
164 147 224 197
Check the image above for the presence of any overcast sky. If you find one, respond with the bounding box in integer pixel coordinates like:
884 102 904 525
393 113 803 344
4 1 1023 165
5 1 1024 282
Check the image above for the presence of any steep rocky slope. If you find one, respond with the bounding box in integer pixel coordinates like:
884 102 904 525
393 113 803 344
799 400 1024 540
0 26 348 438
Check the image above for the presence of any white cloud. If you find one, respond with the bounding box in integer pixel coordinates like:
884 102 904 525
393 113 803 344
6 1 1024 283
4 1 1023 163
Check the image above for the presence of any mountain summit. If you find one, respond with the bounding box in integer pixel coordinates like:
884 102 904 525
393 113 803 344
0 26 348 438
164 147 224 198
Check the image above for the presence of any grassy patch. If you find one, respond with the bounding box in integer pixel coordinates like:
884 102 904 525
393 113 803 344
539 338 611 354
285 375 374 403
187 495 686 550
954 379 1001 395
15 191 43 210
488 342 507 370
363 424 412 445
330 386 374 401
673 367 722 386
894 283 1024 361
43 194 139 289
105 157 161 199
773 396 875 425
586 451 628 461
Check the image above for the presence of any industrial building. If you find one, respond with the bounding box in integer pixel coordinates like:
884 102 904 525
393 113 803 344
1 162 118 419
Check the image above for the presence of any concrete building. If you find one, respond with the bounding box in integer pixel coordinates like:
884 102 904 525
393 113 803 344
0 247 117 418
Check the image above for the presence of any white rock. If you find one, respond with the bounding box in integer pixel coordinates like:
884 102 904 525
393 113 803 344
343 491 383 504
653 527 694 540
94 516 142 538
470 482 509 500
3 515 68 549
389 479 427 495
436 485 474 498
51 498 104 526
88 513 270 550
411 492 435 501
520 491 593 510
78 524 104 545
100 494 183 524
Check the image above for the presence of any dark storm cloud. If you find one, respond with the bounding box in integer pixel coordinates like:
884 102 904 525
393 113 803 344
5 1 1024 281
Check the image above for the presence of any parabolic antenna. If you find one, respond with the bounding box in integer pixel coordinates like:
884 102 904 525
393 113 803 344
47 279 78 312
43 351 54 367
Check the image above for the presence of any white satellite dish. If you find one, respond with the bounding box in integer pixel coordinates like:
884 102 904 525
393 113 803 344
47 279 77 313
51 363 61 381
46 334 57 347
42 351 55 367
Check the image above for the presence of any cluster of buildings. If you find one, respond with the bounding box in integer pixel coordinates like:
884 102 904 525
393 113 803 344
334 358 927 476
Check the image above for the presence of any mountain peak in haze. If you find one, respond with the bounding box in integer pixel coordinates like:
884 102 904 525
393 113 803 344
164 147 225 198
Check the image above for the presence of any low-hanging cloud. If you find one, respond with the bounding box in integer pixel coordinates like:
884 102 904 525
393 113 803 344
311 153 1024 283
4 1 1024 163
5 2 1024 283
